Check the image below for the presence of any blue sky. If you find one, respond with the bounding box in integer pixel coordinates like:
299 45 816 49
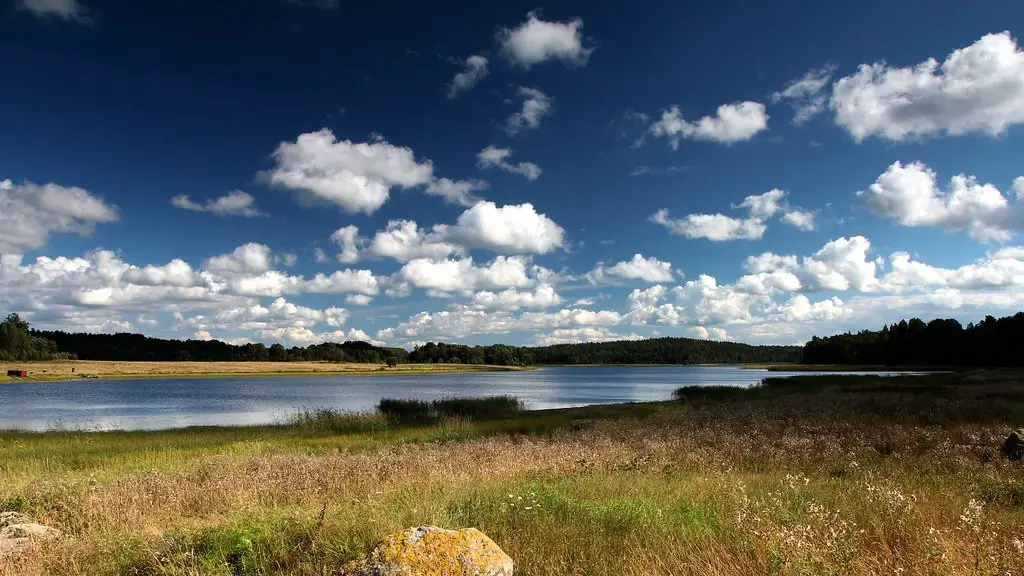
3 0 1024 348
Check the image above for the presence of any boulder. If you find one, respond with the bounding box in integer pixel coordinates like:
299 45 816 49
0 512 61 561
1002 429 1024 461
342 526 513 576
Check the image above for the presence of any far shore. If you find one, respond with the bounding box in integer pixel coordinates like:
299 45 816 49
0 360 530 383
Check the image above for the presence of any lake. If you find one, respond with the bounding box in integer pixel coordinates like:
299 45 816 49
0 366 914 431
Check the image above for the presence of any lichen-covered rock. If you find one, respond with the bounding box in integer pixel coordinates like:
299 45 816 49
0 512 61 561
1003 429 1024 461
342 526 513 576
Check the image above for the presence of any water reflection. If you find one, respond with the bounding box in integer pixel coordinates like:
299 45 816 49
0 366 916 431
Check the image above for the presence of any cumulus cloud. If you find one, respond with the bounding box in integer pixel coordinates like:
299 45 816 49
18 0 90 22
202 243 273 275
471 284 562 311
652 189 816 241
649 102 768 147
858 161 1018 242
440 201 565 254
831 32 1024 141
397 256 533 293
588 254 675 284
304 269 379 296
476 146 542 181
649 209 766 241
122 259 201 287
425 178 489 206
506 87 553 135
0 179 119 254
330 225 362 264
264 129 434 214
689 326 731 341
771 63 837 124
170 191 265 217
498 11 593 68
447 55 489 99
535 327 642 346
738 236 880 294
366 220 464 262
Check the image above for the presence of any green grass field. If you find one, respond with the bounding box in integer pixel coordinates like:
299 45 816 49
3 372 1024 575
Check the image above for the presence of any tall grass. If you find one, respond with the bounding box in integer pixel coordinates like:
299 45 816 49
377 395 525 424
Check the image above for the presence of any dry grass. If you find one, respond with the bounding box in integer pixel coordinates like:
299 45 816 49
2 372 1024 575
0 360 524 382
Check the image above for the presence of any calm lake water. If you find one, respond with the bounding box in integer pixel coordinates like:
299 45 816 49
0 366 913 431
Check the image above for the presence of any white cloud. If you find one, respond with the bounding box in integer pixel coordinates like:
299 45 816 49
735 188 787 218
471 284 562 310
367 219 464 262
440 201 565 254
447 54 489 99
425 178 489 207
781 209 817 231
257 326 380 347
771 63 837 124
264 129 434 214
780 294 852 322
649 102 768 147
831 32 1024 142
330 225 361 264
170 191 265 217
18 0 89 22
476 146 542 181
650 209 766 241
738 236 880 294
689 326 731 341
506 87 553 135
203 243 273 275
345 294 373 306
535 327 642 346
122 259 201 287
498 11 593 68
192 330 214 341
572 297 594 306
589 254 675 283
0 179 119 254
304 269 379 296
397 256 533 293
1014 177 1024 200
858 161 1016 242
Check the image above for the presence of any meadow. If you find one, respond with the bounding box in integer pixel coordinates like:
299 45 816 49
2 371 1024 575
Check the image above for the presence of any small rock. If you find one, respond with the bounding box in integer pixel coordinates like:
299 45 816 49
0 512 61 561
342 525 513 576
1002 429 1024 461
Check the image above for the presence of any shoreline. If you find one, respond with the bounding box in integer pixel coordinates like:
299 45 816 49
0 361 531 383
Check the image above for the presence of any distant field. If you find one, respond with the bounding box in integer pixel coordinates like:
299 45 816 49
0 360 525 382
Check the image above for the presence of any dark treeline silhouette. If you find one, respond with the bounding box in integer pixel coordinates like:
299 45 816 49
409 337 801 365
30 329 409 364
803 312 1024 366
0 314 76 361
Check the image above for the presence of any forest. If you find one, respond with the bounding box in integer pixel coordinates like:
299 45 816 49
407 338 801 365
802 312 1024 366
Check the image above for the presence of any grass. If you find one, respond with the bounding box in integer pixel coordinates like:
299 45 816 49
377 395 525 424
0 360 530 382
3 372 1024 575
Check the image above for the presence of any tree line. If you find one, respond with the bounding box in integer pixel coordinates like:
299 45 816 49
408 338 802 365
802 312 1024 366
0 314 76 361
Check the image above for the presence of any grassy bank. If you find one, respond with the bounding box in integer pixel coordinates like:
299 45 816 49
0 360 529 382
3 372 1024 575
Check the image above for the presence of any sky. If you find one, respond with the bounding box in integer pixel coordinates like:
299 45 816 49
3 0 1024 349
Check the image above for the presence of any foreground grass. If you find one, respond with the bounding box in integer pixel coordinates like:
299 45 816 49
3 373 1024 575
0 360 528 382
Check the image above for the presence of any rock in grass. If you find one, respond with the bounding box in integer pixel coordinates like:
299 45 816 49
0 512 61 561
1002 429 1024 461
342 525 513 576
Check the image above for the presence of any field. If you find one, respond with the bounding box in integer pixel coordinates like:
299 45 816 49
2 371 1024 575
0 360 526 382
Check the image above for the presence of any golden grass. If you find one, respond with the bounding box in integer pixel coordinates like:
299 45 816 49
2 372 1024 575
0 360 526 382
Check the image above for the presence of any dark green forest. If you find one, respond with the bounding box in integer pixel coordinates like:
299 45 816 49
802 312 1024 366
0 314 76 361
407 338 802 365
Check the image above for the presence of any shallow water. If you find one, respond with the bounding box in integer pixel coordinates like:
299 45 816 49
0 366 916 431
